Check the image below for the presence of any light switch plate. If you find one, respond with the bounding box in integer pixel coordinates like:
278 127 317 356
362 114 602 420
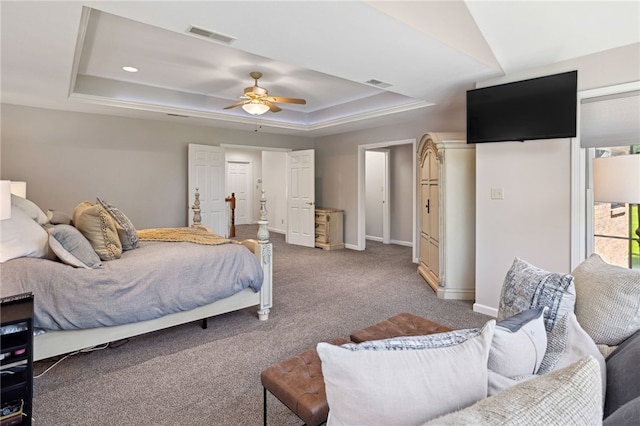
491 188 504 200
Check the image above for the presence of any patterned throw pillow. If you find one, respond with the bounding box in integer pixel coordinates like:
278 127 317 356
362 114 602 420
572 253 640 346
97 198 138 251
498 257 576 332
317 321 495 426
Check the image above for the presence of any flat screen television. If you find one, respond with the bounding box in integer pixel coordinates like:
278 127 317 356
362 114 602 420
466 70 577 143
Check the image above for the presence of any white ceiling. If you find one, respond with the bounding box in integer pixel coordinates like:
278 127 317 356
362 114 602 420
1 1 638 137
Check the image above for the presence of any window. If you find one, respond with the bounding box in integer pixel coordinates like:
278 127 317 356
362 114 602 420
592 145 640 269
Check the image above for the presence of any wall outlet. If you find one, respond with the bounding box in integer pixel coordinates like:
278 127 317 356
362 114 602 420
491 187 504 200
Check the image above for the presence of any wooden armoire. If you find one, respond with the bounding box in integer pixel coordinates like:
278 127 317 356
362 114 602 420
417 132 476 300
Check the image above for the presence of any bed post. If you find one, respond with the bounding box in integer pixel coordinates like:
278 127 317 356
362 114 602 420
257 190 272 320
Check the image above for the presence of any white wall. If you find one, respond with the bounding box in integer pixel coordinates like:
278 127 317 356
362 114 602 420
473 43 640 316
315 101 466 247
0 105 313 229
389 144 414 245
474 139 571 315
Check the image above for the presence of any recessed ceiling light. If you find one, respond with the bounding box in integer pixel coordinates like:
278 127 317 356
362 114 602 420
122 66 138 73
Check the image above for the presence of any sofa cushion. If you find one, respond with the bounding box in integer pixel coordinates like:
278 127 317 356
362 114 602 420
604 397 640 426
425 356 602 426
489 307 547 378
498 257 576 332
317 321 495 426
604 329 640 418
573 253 640 346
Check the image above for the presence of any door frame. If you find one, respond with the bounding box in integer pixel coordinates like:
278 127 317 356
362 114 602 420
357 139 416 258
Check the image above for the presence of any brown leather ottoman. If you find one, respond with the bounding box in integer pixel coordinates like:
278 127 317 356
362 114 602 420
261 313 451 425
350 312 452 343
261 337 350 426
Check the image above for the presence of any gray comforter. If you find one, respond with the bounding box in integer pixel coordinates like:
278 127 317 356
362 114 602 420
0 241 263 330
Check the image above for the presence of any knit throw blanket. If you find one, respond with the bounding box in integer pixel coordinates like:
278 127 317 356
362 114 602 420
137 227 234 246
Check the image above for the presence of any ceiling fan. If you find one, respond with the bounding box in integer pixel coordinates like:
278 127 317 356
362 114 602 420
224 71 306 115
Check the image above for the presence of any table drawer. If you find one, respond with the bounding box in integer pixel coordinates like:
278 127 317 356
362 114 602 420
315 233 329 244
314 222 326 234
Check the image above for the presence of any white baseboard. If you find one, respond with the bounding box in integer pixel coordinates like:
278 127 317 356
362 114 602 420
473 303 498 317
390 239 412 247
267 227 285 235
345 243 361 250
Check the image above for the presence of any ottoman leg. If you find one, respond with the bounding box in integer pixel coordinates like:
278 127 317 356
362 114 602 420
263 387 268 426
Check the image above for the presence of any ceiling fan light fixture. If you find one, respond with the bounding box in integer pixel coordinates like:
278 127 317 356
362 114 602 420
242 101 270 116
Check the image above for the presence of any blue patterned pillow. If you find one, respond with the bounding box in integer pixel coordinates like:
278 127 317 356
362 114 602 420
498 257 576 332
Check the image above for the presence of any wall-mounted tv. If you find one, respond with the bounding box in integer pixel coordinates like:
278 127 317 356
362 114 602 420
466 70 577 143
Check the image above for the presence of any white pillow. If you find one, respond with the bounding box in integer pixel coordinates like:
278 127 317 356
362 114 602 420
573 253 640 346
11 194 48 225
425 356 603 426
489 306 548 378
538 311 607 405
0 205 49 262
317 320 495 426
498 257 576 332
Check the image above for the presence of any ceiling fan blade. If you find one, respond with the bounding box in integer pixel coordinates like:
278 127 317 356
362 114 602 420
265 101 282 113
223 100 247 110
267 96 306 105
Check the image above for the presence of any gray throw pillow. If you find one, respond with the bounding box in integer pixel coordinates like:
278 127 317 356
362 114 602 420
572 253 640 346
48 224 103 269
498 257 576 332
46 209 72 225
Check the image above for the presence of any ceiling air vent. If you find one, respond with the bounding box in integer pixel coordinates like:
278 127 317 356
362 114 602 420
365 79 392 89
187 26 236 45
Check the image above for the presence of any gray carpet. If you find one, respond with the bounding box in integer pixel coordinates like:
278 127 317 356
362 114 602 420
32 225 491 425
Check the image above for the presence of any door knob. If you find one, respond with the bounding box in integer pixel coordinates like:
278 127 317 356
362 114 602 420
306 201 315 206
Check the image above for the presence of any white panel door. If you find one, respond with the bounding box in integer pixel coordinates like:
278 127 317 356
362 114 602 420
188 144 226 236
287 149 315 247
227 161 251 225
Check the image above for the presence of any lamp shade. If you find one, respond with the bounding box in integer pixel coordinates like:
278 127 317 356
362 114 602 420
10 181 26 198
593 155 640 204
242 101 270 116
0 180 11 220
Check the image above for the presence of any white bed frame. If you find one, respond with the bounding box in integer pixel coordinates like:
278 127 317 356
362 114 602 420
33 192 273 361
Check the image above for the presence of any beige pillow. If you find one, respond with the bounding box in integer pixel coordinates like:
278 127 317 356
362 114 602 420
72 201 122 261
573 253 640 346
425 356 602 425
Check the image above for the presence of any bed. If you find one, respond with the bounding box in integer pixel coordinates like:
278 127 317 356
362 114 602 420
0 190 273 361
